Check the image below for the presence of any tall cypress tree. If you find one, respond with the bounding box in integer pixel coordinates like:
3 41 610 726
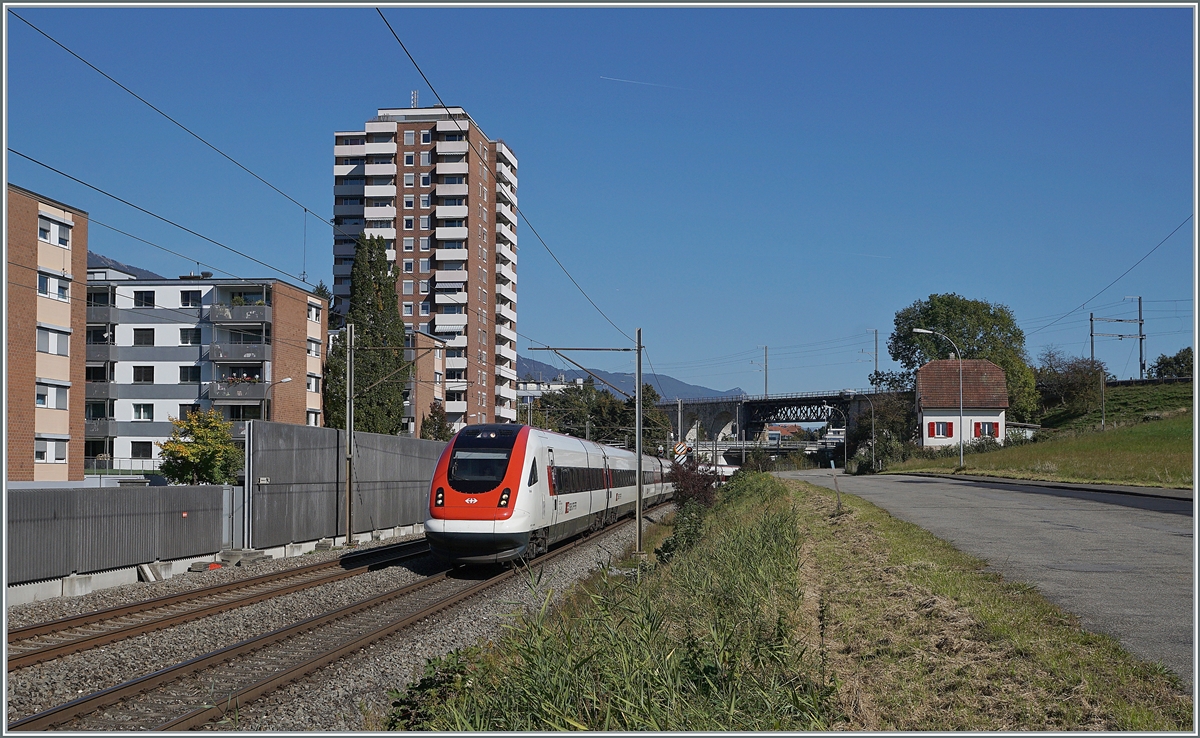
322 234 409 433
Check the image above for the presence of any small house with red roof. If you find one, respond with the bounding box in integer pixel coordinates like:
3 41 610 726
915 359 1009 448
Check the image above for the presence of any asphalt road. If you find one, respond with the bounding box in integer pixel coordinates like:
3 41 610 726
777 469 1195 688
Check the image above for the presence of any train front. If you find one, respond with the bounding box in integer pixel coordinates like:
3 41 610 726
424 424 533 564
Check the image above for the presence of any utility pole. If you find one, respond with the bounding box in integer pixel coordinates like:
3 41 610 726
764 345 768 396
677 398 683 445
344 323 354 546
635 328 644 555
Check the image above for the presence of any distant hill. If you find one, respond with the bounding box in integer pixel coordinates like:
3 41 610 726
87 252 164 280
517 355 744 401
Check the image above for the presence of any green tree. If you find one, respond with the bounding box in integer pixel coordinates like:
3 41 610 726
1036 346 1107 415
887 293 1039 422
530 379 673 452
420 401 454 441
323 234 409 434
156 409 242 485
1149 347 1193 378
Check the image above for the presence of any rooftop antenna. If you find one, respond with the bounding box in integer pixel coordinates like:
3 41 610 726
411 90 419 108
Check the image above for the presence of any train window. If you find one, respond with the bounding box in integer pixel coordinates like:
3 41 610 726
528 461 538 486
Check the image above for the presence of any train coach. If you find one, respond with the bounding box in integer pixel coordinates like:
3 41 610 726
424 423 673 564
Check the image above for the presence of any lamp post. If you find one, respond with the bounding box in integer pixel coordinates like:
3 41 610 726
264 377 292 421
822 403 847 470
842 389 875 471
913 328 963 469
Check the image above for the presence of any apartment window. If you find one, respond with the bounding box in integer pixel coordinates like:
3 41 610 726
420 173 431 187
419 237 430 251
404 130 415 145
228 405 261 420
130 441 154 458
133 366 155 384
133 290 155 308
178 404 201 419
403 195 414 209
38 217 72 248
435 372 443 386
35 439 68 463
133 328 156 346
420 301 431 316
403 173 415 187
307 339 322 358
86 401 109 420
403 259 414 273
975 422 998 438
443 305 465 315
35 383 68 409
179 366 201 384
307 303 322 322
420 151 432 166
419 280 429 294
36 327 69 356
307 411 321 427
402 280 414 295
404 152 415 166
133 404 154 421
930 421 951 439
403 302 414 316
403 217 414 230
421 131 431 144
306 375 321 393
441 219 464 228
418 259 429 273
338 197 362 206
419 216 431 230
181 290 202 308
420 194 431 208
86 365 109 383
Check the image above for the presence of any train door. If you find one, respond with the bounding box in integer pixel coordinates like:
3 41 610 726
547 448 559 532
602 452 612 524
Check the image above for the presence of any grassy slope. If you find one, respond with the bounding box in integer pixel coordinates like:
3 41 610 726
888 414 1192 487
1040 382 1193 431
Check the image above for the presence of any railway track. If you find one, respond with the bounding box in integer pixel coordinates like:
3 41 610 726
7 513 651 732
7 539 430 672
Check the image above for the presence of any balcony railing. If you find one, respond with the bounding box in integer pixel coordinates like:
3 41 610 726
85 382 116 399
84 456 162 474
208 304 272 323
84 419 116 436
86 306 118 323
86 344 119 362
210 342 272 361
206 381 269 399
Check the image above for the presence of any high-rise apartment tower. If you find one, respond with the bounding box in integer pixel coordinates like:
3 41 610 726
332 106 518 429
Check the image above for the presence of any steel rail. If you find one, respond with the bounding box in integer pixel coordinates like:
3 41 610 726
8 505 667 732
7 539 429 671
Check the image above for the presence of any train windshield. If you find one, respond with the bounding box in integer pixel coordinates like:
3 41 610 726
446 426 519 493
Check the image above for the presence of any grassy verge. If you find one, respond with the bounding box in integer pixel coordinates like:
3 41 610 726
887 414 1192 488
1041 382 1193 432
384 474 1192 731
786 476 1192 730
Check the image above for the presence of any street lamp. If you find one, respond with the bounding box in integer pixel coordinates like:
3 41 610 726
913 328 963 469
265 377 292 421
842 389 875 472
822 403 848 470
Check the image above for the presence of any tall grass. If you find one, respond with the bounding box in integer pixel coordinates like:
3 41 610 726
386 473 838 731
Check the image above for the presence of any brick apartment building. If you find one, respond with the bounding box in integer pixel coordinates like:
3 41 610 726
7 185 89 481
332 105 519 430
85 262 328 468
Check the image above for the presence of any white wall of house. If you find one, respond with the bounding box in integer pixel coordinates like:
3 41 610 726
918 407 1006 448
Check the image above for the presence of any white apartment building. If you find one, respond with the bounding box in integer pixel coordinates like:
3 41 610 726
332 105 519 430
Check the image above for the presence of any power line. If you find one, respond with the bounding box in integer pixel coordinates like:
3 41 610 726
374 7 633 345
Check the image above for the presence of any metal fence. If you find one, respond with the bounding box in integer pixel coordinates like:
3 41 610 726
7 486 225 584
245 421 445 550
84 457 163 474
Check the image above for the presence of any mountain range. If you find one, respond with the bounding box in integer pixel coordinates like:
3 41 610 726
516 355 744 401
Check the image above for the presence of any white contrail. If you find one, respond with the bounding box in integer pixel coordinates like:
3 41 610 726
600 75 692 91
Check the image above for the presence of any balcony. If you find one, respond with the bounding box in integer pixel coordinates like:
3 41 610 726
495 141 518 169
446 357 468 370
434 269 467 284
364 206 396 219
210 343 271 361
496 181 517 207
496 364 518 381
365 142 397 155
86 344 118 362
496 163 518 189
85 419 116 437
437 119 472 133
496 324 517 343
333 263 352 276
496 263 517 284
445 400 468 414
435 226 468 241
333 205 363 218
497 284 517 304
446 379 468 392
206 380 269 400
365 120 397 133
436 162 468 175
444 334 468 348
436 140 470 156
496 303 517 323
87 306 118 323
334 184 365 196
434 247 469 262
495 202 516 225
495 343 517 362
86 382 116 399
496 222 518 245
434 313 469 329
436 205 468 219
364 163 397 176
436 183 469 197
494 241 518 264
229 421 248 438
209 304 272 323
495 405 518 422
434 291 467 305
333 164 364 177
364 184 396 197
496 384 517 401
334 144 366 157
363 227 397 240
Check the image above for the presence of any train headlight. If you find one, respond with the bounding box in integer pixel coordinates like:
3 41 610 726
435 487 445 507
498 487 511 508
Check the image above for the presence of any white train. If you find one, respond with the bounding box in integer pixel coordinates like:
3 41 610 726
424 424 673 564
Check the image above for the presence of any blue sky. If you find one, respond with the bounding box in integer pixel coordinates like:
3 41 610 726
6 6 1194 394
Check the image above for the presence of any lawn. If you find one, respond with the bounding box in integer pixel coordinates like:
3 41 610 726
888 414 1193 488
1040 382 1193 432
